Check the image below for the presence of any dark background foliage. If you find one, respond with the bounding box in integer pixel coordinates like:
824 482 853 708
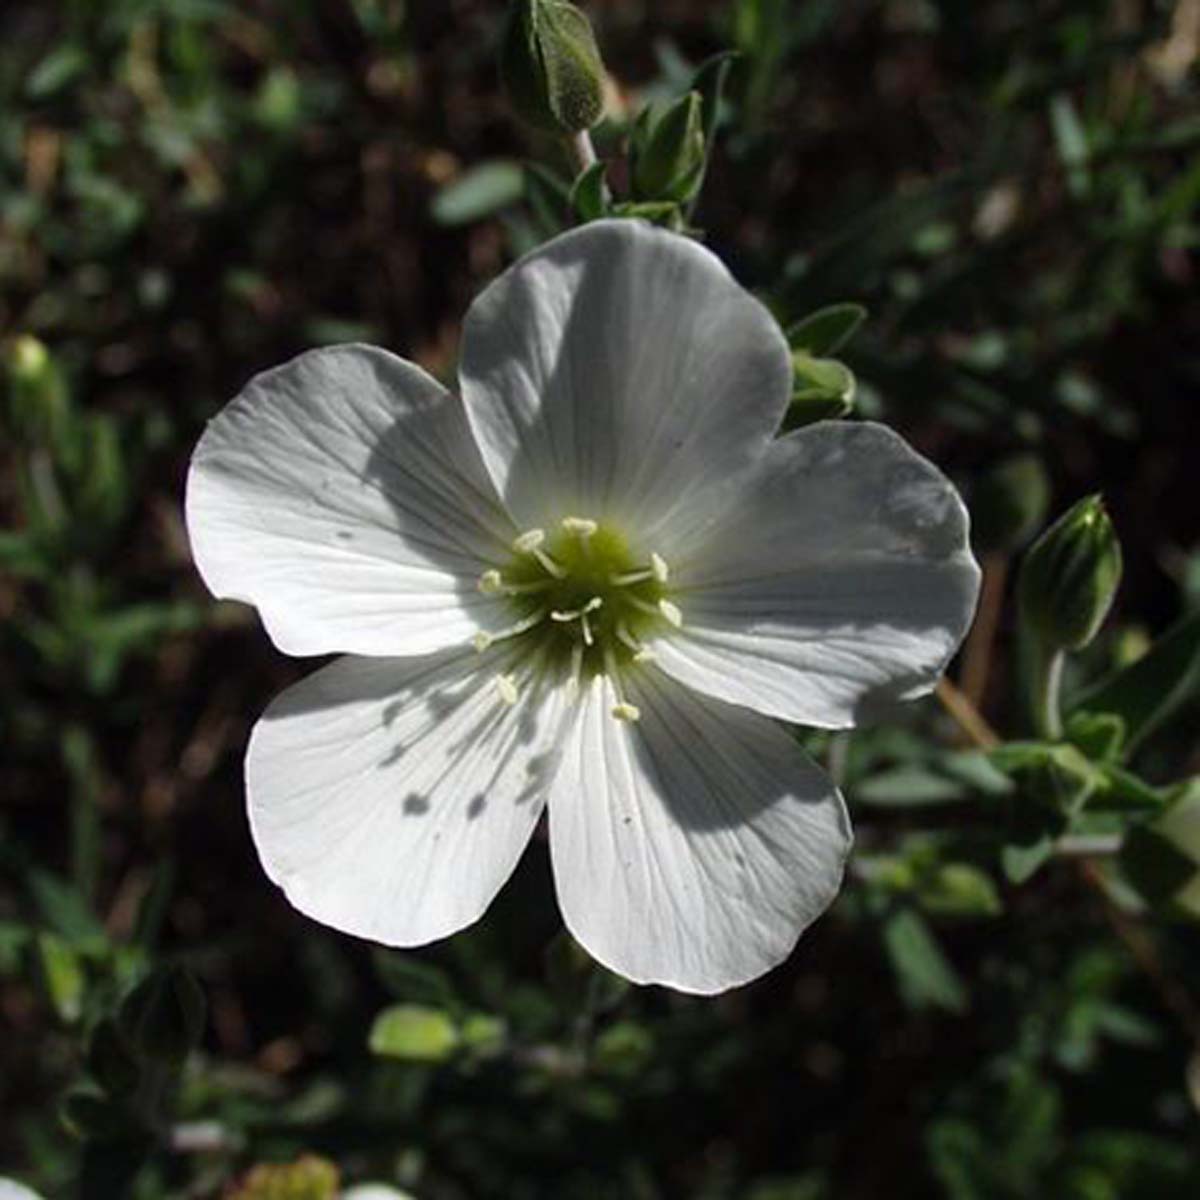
1 1 1198 1196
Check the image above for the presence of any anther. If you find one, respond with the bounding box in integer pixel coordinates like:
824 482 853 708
478 569 505 595
512 529 546 553
658 599 684 629
633 648 657 665
650 553 670 584
473 609 547 653
604 649 641 723
562 516 599 539
495 674 519 707
513 528 566 578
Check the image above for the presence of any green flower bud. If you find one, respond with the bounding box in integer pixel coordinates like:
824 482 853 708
632 91 706 203
3 334 71 447
500 0 606 135
117 965 206 1066
970 452 1051 553
1017 495 1122 651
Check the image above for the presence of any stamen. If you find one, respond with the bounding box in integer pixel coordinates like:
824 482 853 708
658 599 684 629
551 597 604 623
627 594 684 628
604 648 642 723
633 648 657 665
494 674 519 707
533 547 566 579
478 569 505 595
513 528 566 579
610 567 654 587
580 611 595 647
651 553 670 584
473 609 547 653
562 516 599 539
616 621 642 654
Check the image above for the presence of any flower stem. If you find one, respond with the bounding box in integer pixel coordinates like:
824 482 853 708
566 130 598 174
1021 628 1065 740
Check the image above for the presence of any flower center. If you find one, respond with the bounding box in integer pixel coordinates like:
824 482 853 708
474 517 682 721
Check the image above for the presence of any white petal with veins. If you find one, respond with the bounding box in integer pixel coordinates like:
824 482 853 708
187 345 514 658
548 668 851 994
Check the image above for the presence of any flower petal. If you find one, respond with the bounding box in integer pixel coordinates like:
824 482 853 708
187 345 515 657
247 648 570 947
459 220 792 543
655 422 981 728
548 669 851 994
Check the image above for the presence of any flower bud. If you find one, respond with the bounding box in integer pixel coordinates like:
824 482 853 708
4 334 70 446
500 0 606 135
970 452 1050 553
117 965 206 1066
1017 495 1122 651
632 91 706 203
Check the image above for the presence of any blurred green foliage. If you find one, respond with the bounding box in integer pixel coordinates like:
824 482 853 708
1 0 1199 1196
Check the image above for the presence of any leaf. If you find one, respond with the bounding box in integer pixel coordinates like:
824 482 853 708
882 908 967 1014
28 870 108 952
26 45 88 98
1002 834 1055 885
569 160 608 222
855 765 966 808
786 302 868 356
1120 825 1196 909
1072 609 1200 754
430 161 525 227
368 1005 459 1063
372 951 458 1010
36 932 86 1023
917 864 1003 918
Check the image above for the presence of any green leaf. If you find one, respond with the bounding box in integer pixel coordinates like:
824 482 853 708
430 161 525 227
1120 825 1196 909
789 351 856 424
27 870 107 952
917 864 1003 918
1002 834 1055 885
1072 609 1200 754
26 45 88 98
372 951 458 1010
569 160 608 222
786 303 868 356
882 908 967 1014
369 1004 459 1063
36 932 86 1023
855 765 966 808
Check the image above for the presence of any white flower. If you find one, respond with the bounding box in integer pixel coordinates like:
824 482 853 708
186 220 980 994
0 1180 45 1200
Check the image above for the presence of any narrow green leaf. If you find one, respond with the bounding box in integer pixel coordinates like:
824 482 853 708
882 908 967 1014
569 160 608 221
1073 610 1200 754
786 303 868 356
430 161 525 227
36 932 86 1023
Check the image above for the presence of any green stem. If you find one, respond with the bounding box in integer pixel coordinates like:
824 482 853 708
1022 629 1065 740
566 129 598 174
